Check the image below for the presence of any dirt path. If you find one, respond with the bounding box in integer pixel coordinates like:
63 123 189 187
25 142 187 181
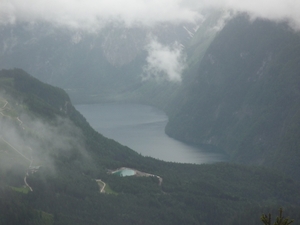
24 172 33 192
95 179 106 193
0 137 31 162
0 100 25 128
0 100 9 117
0 100 8 110
157 176 163 186
0 100 35 192
1 136 34 191
132 169 163 185
17 117 25 129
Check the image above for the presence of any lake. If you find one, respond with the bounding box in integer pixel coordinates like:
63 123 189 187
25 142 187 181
75 103 227 164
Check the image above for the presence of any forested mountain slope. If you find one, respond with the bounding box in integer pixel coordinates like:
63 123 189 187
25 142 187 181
1 69 300 224
166 15 300 180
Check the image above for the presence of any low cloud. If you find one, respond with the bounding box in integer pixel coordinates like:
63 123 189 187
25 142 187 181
0 0 299 31
0 93 88 173
143 38 186 82
209 10 235 32
201 0 300 30
0 0 200 31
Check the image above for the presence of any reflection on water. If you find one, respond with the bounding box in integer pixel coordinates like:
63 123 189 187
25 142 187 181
76 103 227 164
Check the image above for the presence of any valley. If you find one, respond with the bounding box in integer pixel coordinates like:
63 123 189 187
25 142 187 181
0 7 300 225
0 69 299 225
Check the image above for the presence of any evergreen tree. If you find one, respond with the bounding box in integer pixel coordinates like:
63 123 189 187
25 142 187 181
261 208 294 225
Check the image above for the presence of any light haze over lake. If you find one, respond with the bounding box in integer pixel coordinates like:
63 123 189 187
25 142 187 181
76 103 227 164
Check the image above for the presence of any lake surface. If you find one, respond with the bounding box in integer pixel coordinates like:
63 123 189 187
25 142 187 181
76 103 227 164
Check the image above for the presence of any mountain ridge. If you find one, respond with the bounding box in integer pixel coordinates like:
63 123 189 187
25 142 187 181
165 15 300 180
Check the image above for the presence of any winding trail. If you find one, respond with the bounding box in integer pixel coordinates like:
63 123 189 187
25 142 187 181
157 176 163 186
112 167 163 186
0 100 8 110
95 179 106 193
137 171 163 186
0 99 35 191
0 137 31 162
1 137 34 191
24 172 33 192
17 117 23 125
0 100 24 128
17 117 25 129
0 100 9 117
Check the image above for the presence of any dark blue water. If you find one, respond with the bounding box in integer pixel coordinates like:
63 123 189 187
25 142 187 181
76 103 227 164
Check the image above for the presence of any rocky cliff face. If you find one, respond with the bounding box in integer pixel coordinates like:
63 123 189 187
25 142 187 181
165 15 300 179
100 24 198 67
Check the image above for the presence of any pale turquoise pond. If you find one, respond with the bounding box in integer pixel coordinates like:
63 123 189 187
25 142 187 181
112 168 136 177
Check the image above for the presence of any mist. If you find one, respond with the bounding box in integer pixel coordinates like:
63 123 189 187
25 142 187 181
1 0 299 30
0 0 200 30
0 0 299 84
204 0 300 30
143 38 186 82
0 93 88 174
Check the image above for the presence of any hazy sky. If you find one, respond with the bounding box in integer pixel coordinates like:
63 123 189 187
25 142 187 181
0 0 299 82
1 0 300 30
